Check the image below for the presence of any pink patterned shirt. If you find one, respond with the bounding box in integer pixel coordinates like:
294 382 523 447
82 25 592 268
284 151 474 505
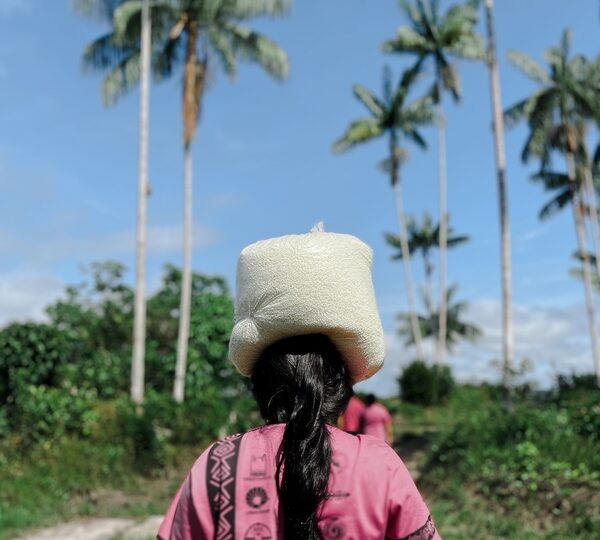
157 424 441 540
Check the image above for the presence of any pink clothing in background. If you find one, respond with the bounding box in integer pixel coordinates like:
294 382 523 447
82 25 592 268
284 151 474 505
342 395 365 433
157 424 440 540
361 402 392 441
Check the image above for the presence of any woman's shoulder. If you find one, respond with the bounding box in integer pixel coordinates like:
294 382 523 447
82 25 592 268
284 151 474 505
330 427 402 467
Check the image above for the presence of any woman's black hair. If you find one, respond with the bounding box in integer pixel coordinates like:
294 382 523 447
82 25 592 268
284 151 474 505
251 333 353 540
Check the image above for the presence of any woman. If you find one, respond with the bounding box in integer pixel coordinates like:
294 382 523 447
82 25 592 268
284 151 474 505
360 394 393 445
157 226 440 540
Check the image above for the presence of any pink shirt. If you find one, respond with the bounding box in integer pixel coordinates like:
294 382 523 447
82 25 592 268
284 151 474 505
361 403 392 441
342 396 365 433
157 424 440 540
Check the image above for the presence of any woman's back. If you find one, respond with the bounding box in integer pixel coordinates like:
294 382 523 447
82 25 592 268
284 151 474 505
158 424 438 540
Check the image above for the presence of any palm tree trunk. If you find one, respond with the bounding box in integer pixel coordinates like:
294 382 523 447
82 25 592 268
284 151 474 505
484 0 514 389
567 150 600 384
174 145 193 402
583 163 600 276
173 22 200 403
392 178 424 359
131 0 151 406
436 102 447 364
424 252 434 363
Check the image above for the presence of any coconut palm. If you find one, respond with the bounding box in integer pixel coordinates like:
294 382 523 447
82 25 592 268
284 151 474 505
333 64 436 359
505 30 600 382
383 0 485 364
482 0 514 387
75 0 151 405
398 285 481 352
385 213 468 315
79 0 290 402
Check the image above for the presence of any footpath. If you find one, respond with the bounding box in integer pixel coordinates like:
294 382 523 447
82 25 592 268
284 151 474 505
14 516 163 540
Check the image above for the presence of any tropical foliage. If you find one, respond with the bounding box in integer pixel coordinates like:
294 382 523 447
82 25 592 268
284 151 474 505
333 64 435 358
383 0 485 363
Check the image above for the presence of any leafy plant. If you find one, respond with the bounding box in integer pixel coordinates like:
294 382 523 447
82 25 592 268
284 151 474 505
398 359 455 405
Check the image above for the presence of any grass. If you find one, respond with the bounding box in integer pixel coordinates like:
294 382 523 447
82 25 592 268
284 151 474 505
0 437 200 540
390 386 600 540
2 385 598 540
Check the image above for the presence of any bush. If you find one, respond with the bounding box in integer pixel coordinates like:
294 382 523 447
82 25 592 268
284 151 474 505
423 404 600 506
12 382 98 446
399 360 454 406
0 323 79 409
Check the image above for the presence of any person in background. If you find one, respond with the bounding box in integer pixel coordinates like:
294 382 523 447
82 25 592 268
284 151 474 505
340 393 365 435
360 393 393 445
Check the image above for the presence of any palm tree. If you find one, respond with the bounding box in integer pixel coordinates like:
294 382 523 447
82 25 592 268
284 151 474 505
385 212 468 316
398 285 481 352
333 64 436 359
482 0 514 388
79 0 290 402
75 0 151 405
383 0 485 364
505 30 600 383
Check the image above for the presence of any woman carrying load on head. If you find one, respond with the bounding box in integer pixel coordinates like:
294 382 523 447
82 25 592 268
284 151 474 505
157 225 441 540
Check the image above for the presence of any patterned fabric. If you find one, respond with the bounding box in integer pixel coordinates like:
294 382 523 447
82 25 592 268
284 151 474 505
399 515 436 540
206 434 242 540
157 425 442 540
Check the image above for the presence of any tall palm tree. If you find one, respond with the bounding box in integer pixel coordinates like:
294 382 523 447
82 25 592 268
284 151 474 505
80 0 290 402
482 0 514 388
383 0 485 364
75 0 151 405
505 30 600 383
333 64 436 359
385 212 468 316
398 285 481 352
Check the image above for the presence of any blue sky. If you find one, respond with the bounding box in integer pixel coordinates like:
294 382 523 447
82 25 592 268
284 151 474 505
1 0 599 394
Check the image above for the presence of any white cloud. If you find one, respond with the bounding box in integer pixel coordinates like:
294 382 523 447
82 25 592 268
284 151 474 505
0 268 64 327
357 299 595 397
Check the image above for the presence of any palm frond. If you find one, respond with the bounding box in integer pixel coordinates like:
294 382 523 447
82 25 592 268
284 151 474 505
507 50 550 84
449 34 486 61
153 33 184 82
352 85 385 117
207 28 237 79
402 95 436 125
82 32 134 72
332 118 383 153
227 0 291 19
531 170 569 190
225 24 289 80
100 51 141 106
383 26 432 54
538 189 572 220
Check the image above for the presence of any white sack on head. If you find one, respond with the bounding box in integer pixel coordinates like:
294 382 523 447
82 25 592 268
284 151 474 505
228 226 385 383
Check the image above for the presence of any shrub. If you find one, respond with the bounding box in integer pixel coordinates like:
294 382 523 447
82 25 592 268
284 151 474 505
0 323 79 409
399 360 455 406
12 382 98 446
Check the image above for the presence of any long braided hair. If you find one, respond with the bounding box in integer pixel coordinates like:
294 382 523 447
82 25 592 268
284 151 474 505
251 334 353 539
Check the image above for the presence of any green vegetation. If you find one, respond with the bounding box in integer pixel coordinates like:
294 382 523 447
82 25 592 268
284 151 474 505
0 263 258 539
390 377 600 540
398 359 455 406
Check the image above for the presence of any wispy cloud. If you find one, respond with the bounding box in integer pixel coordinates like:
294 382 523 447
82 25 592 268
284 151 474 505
0 224 220 263
358 299 593 397
0 268 64 327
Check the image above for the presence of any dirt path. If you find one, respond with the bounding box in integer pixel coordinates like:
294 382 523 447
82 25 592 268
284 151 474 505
13 516 163 540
